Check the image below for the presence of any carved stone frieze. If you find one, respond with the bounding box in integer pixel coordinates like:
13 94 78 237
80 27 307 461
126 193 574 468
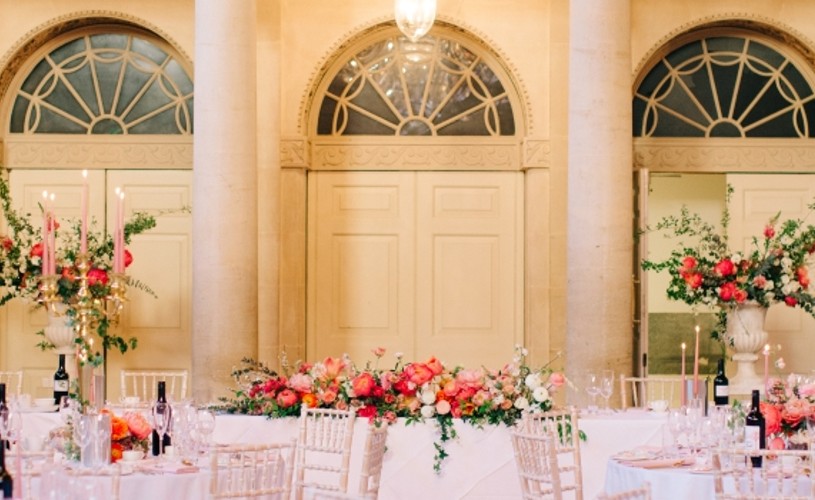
280 138 308 169
310 140 521 171
4 137 192 169
523 139 550 169
634 138 815 172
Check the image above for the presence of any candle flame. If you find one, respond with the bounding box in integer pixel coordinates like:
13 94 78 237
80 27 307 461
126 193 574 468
681 342 686 349
42 190 48 198
763 344 770 354
115 186 121 195
82 169 88 178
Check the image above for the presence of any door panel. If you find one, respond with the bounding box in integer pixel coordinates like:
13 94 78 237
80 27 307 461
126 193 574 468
308 171 523 369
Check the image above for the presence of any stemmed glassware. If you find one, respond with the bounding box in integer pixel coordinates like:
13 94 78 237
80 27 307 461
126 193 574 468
599 370 614 413
152 401 171 457
195 408 216 450
585 372 600 413
72 414 93 465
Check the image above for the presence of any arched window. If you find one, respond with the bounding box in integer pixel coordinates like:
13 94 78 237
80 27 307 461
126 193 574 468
634 32 815 138
10 31 193 135
317 33 515 136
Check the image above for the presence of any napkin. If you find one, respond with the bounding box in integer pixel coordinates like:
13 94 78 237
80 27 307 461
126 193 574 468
138 462 200 474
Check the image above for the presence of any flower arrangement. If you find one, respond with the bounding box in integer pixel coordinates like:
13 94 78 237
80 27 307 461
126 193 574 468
107 409 152 461
761 368 815 450
0 176 157 365
218 346 569 472
641 186 815 340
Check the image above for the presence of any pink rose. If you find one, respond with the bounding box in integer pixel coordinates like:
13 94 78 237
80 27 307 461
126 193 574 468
718 282 737 302
761 402 782 436
768 436 786 450
320 389 337 404
289 373 313 393
679 256 697 273
781 398 811 428
785 296 798 307
764 224 776 239
753 275 767 289
714 259 735 277
87 268 109 286
276 389 298 408
684 272 702 289
435 399 451 415
352 372 376 398
123 411 152 440
442 380 459 397
547 372 566 388
379 371 394 391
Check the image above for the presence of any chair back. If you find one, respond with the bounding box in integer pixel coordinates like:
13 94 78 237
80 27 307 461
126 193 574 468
209 440 296 499
8 448 56 500
0 370 23 396
619 375 683 409
713 448 815 499
597 482 651 500
519 407 583 500
40 462 121 500
120 369 188 402
354 423 389 498
510 429 563 499
293 407 356 500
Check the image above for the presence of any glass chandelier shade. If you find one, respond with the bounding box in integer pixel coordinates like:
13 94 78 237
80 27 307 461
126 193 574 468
394 0 437 42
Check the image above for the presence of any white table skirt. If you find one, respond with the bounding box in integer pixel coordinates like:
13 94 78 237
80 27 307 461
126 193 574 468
21 408 667 500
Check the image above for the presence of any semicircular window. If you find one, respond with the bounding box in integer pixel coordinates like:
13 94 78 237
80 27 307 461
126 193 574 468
318 33 515 136
634 35 815 137
10 32 193 134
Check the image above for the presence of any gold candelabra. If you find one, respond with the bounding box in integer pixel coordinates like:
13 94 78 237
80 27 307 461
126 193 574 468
39 252 128 362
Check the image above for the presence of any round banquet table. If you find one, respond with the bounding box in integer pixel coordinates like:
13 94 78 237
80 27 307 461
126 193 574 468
20 407 668 500
605 457 716 499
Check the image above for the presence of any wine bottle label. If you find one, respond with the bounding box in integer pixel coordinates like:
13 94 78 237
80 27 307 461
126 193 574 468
54 380 69 392
715 385 729 397
744 425 761 450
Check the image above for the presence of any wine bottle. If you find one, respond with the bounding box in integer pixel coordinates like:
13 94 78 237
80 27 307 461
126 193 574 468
0 431 12 499
744 389 766 467
151 381 173 456
713 358 729 406
53 354 69 405
0 383 9 470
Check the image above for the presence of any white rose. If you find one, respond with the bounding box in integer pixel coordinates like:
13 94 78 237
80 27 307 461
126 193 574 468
524 373 541 389
533 386 550 402
494 394 505 405
420 405 436 419
514 397 529 410
420 389 436 405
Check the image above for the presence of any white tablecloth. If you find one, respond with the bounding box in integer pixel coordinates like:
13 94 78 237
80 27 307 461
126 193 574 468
21 408 667 499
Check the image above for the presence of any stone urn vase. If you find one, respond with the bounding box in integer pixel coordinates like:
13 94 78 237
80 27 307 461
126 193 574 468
43 304 78 380
723 302 768 396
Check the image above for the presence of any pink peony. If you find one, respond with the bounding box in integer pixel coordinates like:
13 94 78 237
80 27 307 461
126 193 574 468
718 282 737 302
352 372 376 398
276 389 298 408
288 373 313 393
405 363 434 386
714 259 735 277
123 411 152 440
455 369 484 390
425 356 444 376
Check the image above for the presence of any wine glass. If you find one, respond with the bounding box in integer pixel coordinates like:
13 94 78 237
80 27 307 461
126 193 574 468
152 401 170 457
195 408 216 450
584 372 600 413
72 414 93 465
599 370 614 413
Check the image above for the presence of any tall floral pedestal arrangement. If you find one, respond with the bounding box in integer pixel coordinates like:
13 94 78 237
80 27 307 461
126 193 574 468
724 302 768 396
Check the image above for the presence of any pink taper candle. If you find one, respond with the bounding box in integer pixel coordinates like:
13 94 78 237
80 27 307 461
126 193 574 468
693 325 700 398
48 193 56 275
41 191 49 276
80 170 88 254
681 342 687 407
763 344 770 394
114 187 121 273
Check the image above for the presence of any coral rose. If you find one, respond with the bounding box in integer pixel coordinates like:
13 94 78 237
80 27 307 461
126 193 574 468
760 402 782 436
425 356 444 376
110 416 130 441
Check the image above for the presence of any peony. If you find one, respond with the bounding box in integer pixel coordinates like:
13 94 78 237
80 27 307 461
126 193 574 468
289 373 313 393
761 402 782 436
425 356 444 376
405 363 434 386
87 267 109 286
455 369 484 390
352 372 376 398
714 259 735 277
123 411 152 440
276 389 298 408
718 281 737 301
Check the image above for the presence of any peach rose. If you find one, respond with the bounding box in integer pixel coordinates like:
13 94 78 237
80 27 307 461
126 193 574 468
435 399 451 415
320 389 337 404
123 411 152 440
443 380 459 397
547 372 566 388
761 402 782 436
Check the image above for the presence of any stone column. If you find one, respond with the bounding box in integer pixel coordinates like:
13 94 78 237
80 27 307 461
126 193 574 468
566 0 633 404
192 0 258 402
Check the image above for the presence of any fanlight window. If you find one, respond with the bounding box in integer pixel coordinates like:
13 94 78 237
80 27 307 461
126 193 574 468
11 32 193 134
317 33 515 136
634 35 815 137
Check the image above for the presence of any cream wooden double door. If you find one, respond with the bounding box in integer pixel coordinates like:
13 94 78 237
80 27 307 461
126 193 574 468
308 171 524 369
2 170 192 400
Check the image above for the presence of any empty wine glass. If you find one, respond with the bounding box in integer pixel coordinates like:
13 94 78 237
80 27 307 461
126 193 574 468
152 401 170 457
599 370 614 412
585 372 600 413
72 414 93 465
195 408 216 450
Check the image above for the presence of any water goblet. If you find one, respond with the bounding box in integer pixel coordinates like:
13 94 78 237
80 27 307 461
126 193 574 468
584 372 600 413
599 370 614 413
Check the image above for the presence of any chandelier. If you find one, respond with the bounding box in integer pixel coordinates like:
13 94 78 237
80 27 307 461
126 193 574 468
394 0 436 42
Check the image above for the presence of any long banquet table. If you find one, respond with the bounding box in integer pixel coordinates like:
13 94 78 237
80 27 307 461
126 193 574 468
20 408 667 499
